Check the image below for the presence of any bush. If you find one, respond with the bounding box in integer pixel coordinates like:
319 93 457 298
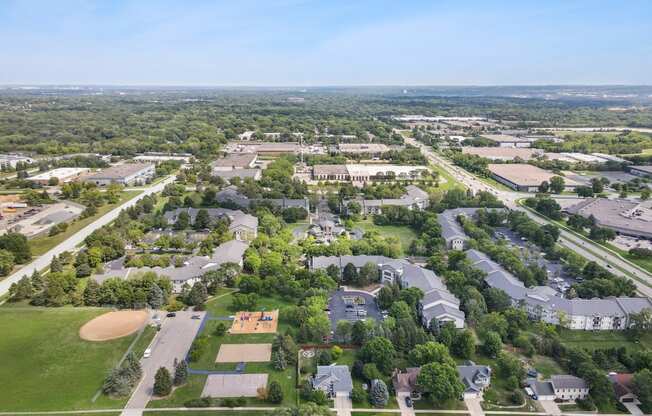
213 322 228 336
510 390 524 405
331 345 343 360
268 380 284 404
576 397 596 411
351 385 367 403
184 397 214 407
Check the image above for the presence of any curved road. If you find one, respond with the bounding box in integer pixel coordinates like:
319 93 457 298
406 137 652 297
0 176 176 296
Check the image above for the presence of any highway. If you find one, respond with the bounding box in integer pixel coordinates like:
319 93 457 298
0 176 176 297
406 137 652 297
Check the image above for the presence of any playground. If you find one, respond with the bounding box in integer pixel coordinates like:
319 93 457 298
215 343 272 363
229 310 278 334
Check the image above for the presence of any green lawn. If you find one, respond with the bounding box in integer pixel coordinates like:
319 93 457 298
605 243 652 275
149 293 298 409
558 328 652 351
0 307 149 411
531 355 563 378
354 219 417 255
29 190 142 257
145 412 268 416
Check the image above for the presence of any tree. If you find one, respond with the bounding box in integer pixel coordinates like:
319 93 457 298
591 178 604 194
641 188 651 201
75 261 92 278
83 279 101 306
50 256 63 273
409 342 456 367
148 283 165 309
173 359 188 386
9 276 33 301
632 369 652 409
273 349 288 370
351 320 369 345
214 322 228 336
482 331 502 358
268 380 284 404
370 379 389 408
451 330 475 359
335 320 353 343
360 337 396 374
576 186 594 198
538 181 549 193
0 232 31 263
174 211 190 230
549 176 565 194
417 362 464 403
0 249 15 276
483 288 512 312
186 281 208 306
194 209 211 230
589 226 616 243
153 367 172 396
342 262 358 285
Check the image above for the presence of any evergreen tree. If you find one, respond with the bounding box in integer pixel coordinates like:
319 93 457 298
268 380 284 404
186 281 208 306
272 349 287 371
83 279 101 306
9 276 33 301
75 261 92 278
153 367 172 396
173 359 188 386
194 209 211 229
369 379 389 408
50 256 63 273
148 283 165 309
30 269 44 291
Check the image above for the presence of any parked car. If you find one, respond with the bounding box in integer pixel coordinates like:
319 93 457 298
191 315 201 320
405 397 413 407
143 348 152 358
166 312 177 318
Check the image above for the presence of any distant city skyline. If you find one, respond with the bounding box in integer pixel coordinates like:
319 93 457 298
1 0 651 86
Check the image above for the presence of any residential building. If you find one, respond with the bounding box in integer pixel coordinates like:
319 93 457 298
307 219 346 243
353 185 429 215
488 164 580 192
215 185 310 212
312 365 353 398
163 207 258 241
85 163 155 186
466 248 652 330
437 208 485 250
310 255 465 328
458 361 492 399
93 239 249 293
392 367 421 396
629 165 652 178
609 373 640 404
527 375 589 401
0 154 35 169
27 167 90 185
564 198 652 240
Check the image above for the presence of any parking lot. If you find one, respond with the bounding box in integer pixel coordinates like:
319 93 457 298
328 289 383 330
494 227 578 295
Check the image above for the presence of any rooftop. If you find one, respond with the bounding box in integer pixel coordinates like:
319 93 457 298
461 147 542 160
86 163 153 180
488 164 580 187
565 198 652 238
338 143 390 153
481 134 531 143
631 165 652 174
213 153 257 168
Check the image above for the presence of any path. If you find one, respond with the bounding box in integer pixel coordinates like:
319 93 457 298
396 392 415 416
0 175 176 296
334 395 352 416
464 397 485 416
538 400 561 416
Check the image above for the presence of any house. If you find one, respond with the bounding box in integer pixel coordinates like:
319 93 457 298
0 154 35 169
527 375 589 401
457 361 492 399
307 219 346 243
609 373 640 404
353 185 430 215
215 185 311 212
312 365 353 398
163 207 258 241
392 367 421 396
311 255 465 328
85 163 155 186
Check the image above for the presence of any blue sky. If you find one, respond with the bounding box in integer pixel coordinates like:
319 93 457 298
1 0 651 85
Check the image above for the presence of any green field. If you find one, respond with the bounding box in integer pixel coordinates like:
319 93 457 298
29 190 142 257
145 412 268 416
0 307 151 411
558 328 652 351
149 293 298 409
354 219 418 255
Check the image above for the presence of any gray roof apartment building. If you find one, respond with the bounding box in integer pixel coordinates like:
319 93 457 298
351 185 430 215
310 255 465 328
215 185 310 212
163 207 258 241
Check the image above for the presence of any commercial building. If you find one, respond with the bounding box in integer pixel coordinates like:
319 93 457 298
27 167 90 185
353 185 429 215
337 143 390 155
85 163 155 186
466 248 652 330
488 164 580 192
94 239 249 293
629 165 652 178
0 154 35 169
212 154 258 171
461 147 543 161
133 153 192 163
481 134 534 148
311 255 465 328
313 164 429 183
163 207 258 241
212 169 262 181
564 198 652 239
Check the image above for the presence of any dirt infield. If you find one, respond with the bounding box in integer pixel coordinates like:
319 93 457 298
79 310 149 341
201 374 268 397
229 310 278 334
216 343 272 363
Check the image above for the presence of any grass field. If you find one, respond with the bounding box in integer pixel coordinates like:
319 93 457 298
605 243 652 275
149 293 298 409
0 307 150 411
354 219 417 255
557 328 652 351
29 190 142 257
145 412 268 416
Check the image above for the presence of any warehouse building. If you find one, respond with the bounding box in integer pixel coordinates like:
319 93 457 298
629 165 652 178
85 163 155 186
313 164 428 183
488 164 579 192
27 167 90 185
564 198 652 239
461 147 543 161
0 154 35 169
481 134 535 148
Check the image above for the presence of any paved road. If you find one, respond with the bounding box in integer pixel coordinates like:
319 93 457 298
623 402 643 416
407 137 652 297
123 310 206 412
0 175 176 297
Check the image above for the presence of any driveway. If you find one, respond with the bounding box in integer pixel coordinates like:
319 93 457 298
334 394 352 416
464 397 485 416
124 310 206 411
539 399 561 416
396 392 415 416
623 402 643 416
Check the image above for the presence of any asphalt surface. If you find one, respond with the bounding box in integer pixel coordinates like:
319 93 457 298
0 175 176 297
328 289 383 331
406 137 652 298
124 310 206 411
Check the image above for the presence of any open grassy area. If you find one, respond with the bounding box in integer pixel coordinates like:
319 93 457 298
0 307 149 411
145 412 268 416
531 355 563 378
149 292 298 409
605 242 652 275
29 190 142 257
354 219 417 255
557 328 652 351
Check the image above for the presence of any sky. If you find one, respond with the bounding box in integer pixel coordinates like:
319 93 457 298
0 0 651 86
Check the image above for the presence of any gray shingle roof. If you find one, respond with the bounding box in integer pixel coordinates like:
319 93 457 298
312 365 353 394
551 375 588 390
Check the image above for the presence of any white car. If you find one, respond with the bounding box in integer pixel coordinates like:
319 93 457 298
143 348 152 358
